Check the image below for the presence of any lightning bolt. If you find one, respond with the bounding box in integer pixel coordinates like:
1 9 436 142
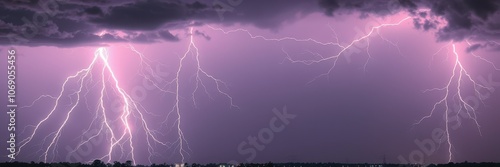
18 51 100 162
416 44 489 162
19 25 239 165
416 42 499 162
170 27 239 163
466 40 500 71
16 11 497 164
208 16 411 83
18 48 173 165
208 14 498 163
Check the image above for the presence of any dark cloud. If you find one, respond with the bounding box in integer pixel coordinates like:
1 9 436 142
84 6 104 16
463 0 498 20
467 43 484 52
194 30 211 41
158 30 180 41
0 0 190 46
413 15 440 31
424 0 500 42
0 0 320 47
1 0 500 47
209 0 317 30
466 40 500 52
186 1 207 10
318 0 416 17
125 29 179 43
317 0 500 48
89 1 188 30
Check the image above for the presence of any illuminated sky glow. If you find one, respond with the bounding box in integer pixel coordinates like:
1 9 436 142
1 0 500 165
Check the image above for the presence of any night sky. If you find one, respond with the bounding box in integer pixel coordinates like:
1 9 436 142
1 0 500 165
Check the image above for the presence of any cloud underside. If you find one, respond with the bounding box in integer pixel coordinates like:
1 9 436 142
0 0 499 47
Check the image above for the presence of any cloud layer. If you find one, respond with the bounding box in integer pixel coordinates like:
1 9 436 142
0 0 499 47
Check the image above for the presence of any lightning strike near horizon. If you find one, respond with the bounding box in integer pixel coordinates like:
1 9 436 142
17 26 239 164
416 42 500 162
17 47 174 165
170 27 239 163
3 0 500 165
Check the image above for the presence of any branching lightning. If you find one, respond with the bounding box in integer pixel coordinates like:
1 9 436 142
170 27 239 162
207 14 499 163
416 44 495 162
15 8 498 164
209 17 411 83
19 26 238 164
18 48 176 165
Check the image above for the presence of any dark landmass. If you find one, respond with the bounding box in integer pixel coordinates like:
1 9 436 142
1 161 499 167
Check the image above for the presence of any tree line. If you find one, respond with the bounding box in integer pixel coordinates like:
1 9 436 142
1 160 499 167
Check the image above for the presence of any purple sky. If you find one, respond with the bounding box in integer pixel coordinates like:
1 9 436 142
1 0 500 165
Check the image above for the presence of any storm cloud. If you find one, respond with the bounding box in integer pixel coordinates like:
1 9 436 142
0 0 499 47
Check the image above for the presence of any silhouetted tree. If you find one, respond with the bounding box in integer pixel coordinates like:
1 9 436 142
264 161 274 167
92 160 106 167
125 160 133 167
113 161 121 167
